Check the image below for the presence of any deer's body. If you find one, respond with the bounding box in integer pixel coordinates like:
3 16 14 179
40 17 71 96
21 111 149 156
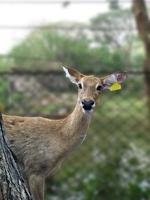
2 67 126 200
3 103 91 178
3 100 91 200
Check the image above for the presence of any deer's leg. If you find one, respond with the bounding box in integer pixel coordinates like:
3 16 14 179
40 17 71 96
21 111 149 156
29 175 45 200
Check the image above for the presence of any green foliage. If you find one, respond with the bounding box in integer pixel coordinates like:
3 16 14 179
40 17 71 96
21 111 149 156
91 46 126 71
46 95 150 200
0 57 14 71
0 8 143 73
91 9 132 26
0 80 10 111
7 29 141 73
90 8 145 71
0 6 148 200
9 30 93 71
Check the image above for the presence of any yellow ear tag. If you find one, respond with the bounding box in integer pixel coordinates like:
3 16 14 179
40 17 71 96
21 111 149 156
109 82 121 91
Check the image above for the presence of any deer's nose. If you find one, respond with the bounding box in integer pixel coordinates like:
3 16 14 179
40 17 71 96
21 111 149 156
81 99 95 107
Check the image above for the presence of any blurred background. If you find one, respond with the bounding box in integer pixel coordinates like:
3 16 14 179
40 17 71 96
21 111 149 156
1 0 150 199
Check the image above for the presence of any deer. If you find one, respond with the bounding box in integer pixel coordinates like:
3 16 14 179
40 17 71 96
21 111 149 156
2 67 126 200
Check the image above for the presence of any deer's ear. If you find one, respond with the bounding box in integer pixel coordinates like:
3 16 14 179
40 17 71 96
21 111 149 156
101 72 127 90
63 67 84 84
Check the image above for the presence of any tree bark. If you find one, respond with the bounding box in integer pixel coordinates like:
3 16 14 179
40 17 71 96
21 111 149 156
0 113 32 200
132 0 150 118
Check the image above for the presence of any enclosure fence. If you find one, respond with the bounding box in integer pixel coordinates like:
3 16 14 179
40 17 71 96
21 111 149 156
0 70 149 200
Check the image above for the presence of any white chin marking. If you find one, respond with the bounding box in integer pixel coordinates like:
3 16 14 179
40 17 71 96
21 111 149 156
82 108 93 114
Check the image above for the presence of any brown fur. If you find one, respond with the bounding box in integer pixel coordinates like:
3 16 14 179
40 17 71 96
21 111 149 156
3 101 92 199
2 68 126 199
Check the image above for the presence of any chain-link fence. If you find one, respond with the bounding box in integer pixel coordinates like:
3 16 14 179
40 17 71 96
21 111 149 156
0 71 150 200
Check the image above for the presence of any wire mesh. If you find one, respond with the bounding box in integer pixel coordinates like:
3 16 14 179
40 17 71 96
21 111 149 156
0 71 149 199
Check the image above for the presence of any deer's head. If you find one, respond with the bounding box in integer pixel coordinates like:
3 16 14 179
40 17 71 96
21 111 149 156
63 67 126 113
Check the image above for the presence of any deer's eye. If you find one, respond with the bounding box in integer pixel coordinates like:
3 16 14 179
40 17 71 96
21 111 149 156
78 83 82 89
96 85 103 91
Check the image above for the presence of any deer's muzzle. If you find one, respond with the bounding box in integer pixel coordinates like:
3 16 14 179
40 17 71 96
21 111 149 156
81 99 95 111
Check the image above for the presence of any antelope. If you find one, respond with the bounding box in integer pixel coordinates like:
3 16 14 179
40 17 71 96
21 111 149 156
3 67 126 200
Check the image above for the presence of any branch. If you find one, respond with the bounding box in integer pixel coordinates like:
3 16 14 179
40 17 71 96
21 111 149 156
0 113 32 200
132 0 150 47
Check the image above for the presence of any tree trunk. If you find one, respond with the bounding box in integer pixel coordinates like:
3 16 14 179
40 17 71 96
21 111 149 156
0 113 32 200
132 0 150 119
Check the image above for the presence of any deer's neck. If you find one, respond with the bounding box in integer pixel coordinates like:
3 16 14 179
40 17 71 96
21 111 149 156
64 98 92 142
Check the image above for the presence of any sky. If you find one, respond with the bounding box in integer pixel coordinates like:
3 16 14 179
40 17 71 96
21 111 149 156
0 1 131 54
